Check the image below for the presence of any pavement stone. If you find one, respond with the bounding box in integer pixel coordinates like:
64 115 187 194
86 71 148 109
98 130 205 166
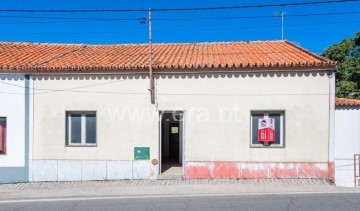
0 179 333 191
0 178 358 202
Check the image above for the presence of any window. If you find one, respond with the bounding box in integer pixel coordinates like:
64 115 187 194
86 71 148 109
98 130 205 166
66 112 96 146
0 117 6 154
250 111 284 148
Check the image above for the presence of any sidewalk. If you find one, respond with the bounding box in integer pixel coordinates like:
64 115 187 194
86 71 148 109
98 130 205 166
0 179 359 201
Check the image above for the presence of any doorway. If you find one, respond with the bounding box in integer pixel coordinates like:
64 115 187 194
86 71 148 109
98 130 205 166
160 112 183 176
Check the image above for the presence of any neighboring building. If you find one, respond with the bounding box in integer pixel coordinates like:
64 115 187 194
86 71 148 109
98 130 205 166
0 40 337 182
0 74 30 183
335 98 360 187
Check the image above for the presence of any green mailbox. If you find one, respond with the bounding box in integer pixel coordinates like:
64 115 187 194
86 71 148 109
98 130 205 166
134 147 150 160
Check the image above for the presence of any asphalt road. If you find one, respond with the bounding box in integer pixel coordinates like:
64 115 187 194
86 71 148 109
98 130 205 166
1 193 360 211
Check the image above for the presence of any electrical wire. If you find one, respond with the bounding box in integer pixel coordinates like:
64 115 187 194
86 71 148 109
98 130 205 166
154 11 360 21
149 20 360 33
3 70 360 96
0 86 333 97
0 78 126 93
0 17 146 24
0 11 358 22
0 0 358 13
0 19 358 34
0 15 142 20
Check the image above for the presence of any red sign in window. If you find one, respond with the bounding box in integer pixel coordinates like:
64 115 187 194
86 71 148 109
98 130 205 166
0 119 6 154
258 118 275 142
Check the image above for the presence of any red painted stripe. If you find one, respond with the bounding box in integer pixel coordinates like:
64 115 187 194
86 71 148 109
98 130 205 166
185 162 332 180
185 162 212 179
212 162 239 179
241 163 269 179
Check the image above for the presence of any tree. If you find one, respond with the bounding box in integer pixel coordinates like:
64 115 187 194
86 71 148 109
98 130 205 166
322 32 360 99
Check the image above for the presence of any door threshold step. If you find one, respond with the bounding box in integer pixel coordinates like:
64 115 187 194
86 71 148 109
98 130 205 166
157 174 184 180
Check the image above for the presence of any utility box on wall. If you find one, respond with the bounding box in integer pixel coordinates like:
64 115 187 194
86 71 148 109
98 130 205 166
134 147 150 160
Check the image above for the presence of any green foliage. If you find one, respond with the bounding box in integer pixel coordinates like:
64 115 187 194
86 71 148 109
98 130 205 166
322 32 360 99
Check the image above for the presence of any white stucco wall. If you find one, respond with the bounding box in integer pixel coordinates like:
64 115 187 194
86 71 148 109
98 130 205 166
0 75 26 167
31 71 331 180
335 107 360 187
157 72 330 162
33 75 157 161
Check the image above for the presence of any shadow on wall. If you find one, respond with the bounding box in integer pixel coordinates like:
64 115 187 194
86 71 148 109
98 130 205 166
0 75 26 81
24 71 328 81
336 107 360 111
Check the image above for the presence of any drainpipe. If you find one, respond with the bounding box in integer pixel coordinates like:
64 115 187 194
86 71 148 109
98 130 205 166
148 8 155 104
328 69 336 182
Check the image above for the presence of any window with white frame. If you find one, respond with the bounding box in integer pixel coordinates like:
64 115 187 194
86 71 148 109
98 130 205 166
66 112 96 146
0 117 6 154
250 111 284 147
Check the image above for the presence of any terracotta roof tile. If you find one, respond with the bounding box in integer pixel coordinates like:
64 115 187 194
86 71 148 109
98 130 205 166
0 40 336 72
336 98 360 107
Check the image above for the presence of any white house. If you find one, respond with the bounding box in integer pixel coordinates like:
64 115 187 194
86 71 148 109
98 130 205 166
0 40 337 182
0 74 30 183
335 98 360 187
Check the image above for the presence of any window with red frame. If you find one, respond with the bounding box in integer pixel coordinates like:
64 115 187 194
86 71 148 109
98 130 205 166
0 117 6 155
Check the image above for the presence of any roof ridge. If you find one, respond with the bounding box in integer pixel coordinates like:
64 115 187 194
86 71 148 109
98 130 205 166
0 40 286 46
0 41 84 46
150 40 286 45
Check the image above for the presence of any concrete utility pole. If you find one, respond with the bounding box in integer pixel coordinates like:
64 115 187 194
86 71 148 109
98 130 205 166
148 8 155 104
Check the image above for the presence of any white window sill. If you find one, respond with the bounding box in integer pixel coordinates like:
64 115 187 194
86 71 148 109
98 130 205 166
250 145 285 148
65 144 97 147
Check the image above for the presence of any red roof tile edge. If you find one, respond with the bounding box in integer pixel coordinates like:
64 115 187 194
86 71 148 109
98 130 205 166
0 40 337 72
336 98 360 106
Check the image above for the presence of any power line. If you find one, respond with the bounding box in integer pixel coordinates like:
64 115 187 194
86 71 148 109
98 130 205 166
0 11 359 22
0 19 358 31
3 72 359 96
0 90 333 96
0 0 358 13
0 85 335 96
0 78 126 93
0 15 139 20
154 11 360 21
151 20 360 32
0 17 146 24
0 79 136 95
0 11 358 25
4 70 360 96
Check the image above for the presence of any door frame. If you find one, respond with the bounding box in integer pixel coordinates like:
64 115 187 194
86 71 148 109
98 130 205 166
158 110 185 176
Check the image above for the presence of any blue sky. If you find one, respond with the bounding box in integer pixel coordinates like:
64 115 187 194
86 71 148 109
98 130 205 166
1 0 359 54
